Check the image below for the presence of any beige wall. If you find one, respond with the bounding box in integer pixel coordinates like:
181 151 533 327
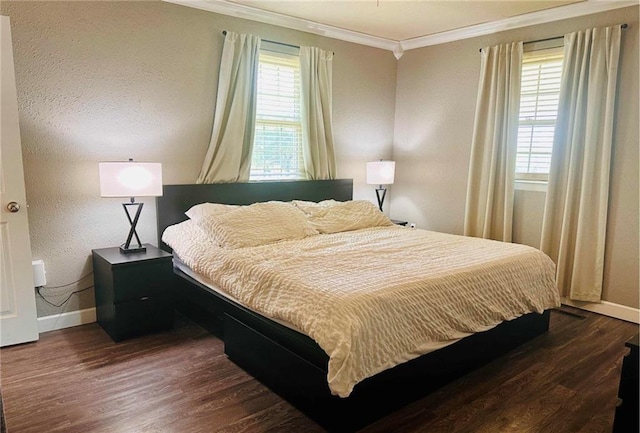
392 6 639 308
2 1 637 316
0 1 397 316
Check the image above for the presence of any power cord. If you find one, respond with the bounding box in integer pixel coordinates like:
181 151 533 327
36 285 94 308
35 271 95 308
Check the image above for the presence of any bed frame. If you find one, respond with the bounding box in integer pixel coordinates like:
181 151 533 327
156 180 551 432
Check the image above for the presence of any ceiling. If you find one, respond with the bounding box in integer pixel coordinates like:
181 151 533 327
227 0 582 41
166 0 636 55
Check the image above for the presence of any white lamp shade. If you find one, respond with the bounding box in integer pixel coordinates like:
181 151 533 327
366 161 395 185
99 162 163 198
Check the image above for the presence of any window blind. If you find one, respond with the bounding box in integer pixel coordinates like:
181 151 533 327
250 50 305 181
516 46 563 182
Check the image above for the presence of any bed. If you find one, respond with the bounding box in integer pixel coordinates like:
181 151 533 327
156 179 558 432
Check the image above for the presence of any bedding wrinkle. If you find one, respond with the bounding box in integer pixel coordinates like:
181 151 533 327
163 221 559 398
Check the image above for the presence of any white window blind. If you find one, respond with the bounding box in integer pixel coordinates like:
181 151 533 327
516 46 563 182
250 48 305 181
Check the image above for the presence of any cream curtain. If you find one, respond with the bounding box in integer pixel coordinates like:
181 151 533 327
464 42 523 242
299 47 337 180
540 25 622 302
197 32 261 184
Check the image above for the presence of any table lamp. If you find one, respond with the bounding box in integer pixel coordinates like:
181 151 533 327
99 159 163 254
366 160 395 212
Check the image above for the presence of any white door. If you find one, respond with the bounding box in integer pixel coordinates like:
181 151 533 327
0 15 38 347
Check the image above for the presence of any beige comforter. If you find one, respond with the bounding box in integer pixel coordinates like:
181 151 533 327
163 222 559 397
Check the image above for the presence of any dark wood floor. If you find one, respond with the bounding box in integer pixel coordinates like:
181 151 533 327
0 307 637 433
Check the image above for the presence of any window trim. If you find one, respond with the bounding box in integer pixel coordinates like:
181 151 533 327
515 180 548 192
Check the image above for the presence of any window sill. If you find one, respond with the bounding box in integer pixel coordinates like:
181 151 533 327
515 180 547 192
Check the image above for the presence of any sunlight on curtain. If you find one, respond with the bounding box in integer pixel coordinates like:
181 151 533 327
540 25 622 302
197 32 261 183
464 42 523 242
299 47 336 180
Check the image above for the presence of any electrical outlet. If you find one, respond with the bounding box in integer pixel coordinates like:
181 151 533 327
32 260 46 287
409 223 417 229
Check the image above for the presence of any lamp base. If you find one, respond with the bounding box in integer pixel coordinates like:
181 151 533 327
375 187 387 212
120 201 145 254
119 244 146 254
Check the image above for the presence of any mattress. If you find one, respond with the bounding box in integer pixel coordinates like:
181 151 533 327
163 221 560 397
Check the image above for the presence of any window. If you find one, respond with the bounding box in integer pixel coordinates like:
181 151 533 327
250 47 304 181
516 46 563 182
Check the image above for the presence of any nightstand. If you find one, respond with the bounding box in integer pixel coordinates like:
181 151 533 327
613 334 639 433
391 219 408 226
92 244 174 342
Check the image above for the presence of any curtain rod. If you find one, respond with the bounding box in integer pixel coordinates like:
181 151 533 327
478 23 628 52
222 30 300 50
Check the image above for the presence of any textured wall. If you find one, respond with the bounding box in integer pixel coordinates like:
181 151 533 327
3 1 636 317
393 6 639 308
0 1 397 317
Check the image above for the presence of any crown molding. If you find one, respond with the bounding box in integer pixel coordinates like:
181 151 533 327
164 0 399 51
165 0 637 56
400 0 638 51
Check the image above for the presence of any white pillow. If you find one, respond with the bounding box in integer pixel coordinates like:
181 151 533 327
194 201 319 249
292 200 393 234
185 202 239 222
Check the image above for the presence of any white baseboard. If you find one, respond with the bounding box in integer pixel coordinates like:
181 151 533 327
561 298 640 324
37 307 97 333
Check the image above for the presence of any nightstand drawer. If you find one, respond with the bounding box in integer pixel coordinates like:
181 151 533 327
112 296 174 341
112 261 173 303
93 244 174 342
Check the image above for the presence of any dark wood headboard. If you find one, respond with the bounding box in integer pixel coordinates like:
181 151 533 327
156 179 353 252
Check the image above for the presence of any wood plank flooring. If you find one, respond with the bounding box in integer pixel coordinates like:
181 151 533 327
0 307 637 433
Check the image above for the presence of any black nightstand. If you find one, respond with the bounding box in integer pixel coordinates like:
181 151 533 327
613 334 639 433
391 219 408 226
92 244 174 342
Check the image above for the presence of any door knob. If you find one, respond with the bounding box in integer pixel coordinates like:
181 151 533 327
6 201 20 213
